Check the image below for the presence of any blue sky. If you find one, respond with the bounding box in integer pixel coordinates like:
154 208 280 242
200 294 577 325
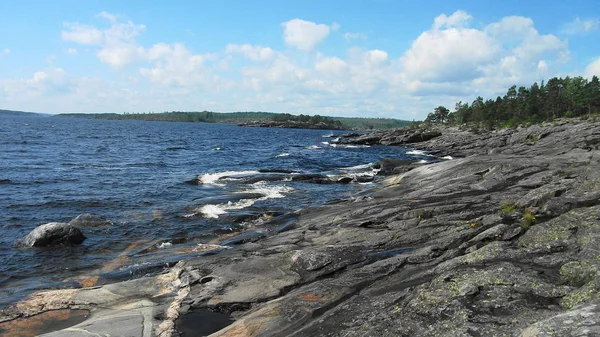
1 0 599 119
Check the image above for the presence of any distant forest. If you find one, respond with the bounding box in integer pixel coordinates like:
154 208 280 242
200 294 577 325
57 111 411 130
425 75 600 127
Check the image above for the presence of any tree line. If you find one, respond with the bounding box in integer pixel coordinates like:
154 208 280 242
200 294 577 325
425 75 600 127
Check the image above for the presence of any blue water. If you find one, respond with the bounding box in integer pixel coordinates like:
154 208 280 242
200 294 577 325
0 115 416 306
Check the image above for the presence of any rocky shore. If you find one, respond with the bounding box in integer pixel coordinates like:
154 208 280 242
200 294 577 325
2 119 600 336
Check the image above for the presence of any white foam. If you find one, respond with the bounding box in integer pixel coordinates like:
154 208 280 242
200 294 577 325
199 199 256 219
276 153 290 157
342 144 370 148
212 147 221 151
329 143 338 147
406 150 427 156
198 182 294 219
245 181 294 199
419 159 428 164
333 137 340 142
158 242 172 249
442 155 453 160
199 170 259 185
322 134 334 138
320 141 329 145
340 163 373 171
307 145 322 149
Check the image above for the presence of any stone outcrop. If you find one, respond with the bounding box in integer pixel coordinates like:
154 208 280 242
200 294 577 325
21 222 86 247
2 118 600 336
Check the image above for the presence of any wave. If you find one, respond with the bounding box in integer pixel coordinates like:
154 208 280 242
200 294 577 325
340 163 373 171
406 150 429 156
442 155 453 160
197 182 294 219
198 170 260 185
242 181 294 199
337 144 370 148
199 199 256 219
276 153 290 157
306 145 322 149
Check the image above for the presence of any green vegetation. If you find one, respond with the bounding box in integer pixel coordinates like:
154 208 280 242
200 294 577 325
0 109 43 117
56 111 410 130
424 75 600 128
271 113 343 129
331 117 411 130
500 201 516 215
521 209 536 229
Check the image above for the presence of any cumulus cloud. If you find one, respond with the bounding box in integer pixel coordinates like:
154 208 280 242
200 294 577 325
62 13 146 68
225 44 276 62
561 17 600 35
585 58 600 78
61 23 104 45
401 13 498 83
343 32 367 42
67 48 77 55
282 19 331 51
140 43 219 87
2 10 583 119
61 12 219 88
400 10 568 97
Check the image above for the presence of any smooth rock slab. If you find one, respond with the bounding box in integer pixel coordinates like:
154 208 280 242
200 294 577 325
22 222 86 247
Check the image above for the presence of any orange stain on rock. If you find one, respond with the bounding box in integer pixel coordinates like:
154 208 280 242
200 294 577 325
295 293 329 302
0 309 89 337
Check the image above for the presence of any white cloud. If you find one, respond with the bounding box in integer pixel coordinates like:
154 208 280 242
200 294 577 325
1 10 583 119
400 10 568 98
315 56 348 76
62 13 146 68
585 58 600 78
562 17 600 35
97 11 118 23
331 22 341 31
225 44 276 62
67 48 78 55
61 23 103 45
139 43 219 87
401 15 498 83
281 19 331 51
343 32 367 42
433 10 472 29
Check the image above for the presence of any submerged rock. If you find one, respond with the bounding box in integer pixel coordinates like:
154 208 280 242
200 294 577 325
68 213 113 227
22 222 86 247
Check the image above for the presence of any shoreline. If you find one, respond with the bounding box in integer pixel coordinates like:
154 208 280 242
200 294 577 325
2 119 600 336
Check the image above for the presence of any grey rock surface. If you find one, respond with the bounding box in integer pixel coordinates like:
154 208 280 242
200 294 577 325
2 119 600 336
22 222 86 247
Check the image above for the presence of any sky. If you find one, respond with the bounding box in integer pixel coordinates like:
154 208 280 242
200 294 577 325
1 0 599 120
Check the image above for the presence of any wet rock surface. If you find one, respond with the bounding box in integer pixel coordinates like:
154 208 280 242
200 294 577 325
2 119 600 336
21 222 86 247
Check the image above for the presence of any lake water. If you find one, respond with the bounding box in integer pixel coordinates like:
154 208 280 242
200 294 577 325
0 115 420 307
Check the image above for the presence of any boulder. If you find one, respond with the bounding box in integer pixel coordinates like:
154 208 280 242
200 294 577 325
22 222 86 247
